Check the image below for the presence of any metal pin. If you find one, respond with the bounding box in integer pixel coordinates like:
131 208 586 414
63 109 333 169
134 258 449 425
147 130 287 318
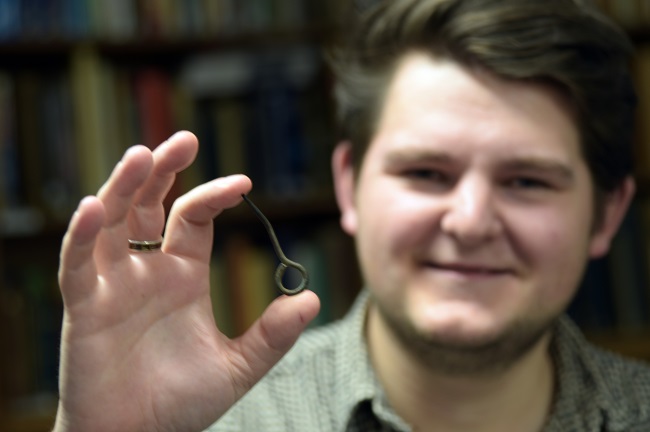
241 194 309 295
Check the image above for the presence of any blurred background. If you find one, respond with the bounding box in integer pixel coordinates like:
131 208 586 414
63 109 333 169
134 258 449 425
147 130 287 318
0 1 649 431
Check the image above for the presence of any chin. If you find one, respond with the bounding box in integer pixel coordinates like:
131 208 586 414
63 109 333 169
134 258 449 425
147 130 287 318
411 318 507 350
378 299 558 374
409 299 509 346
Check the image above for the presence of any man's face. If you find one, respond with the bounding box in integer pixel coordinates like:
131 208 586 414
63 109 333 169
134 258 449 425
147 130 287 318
333 52 630 367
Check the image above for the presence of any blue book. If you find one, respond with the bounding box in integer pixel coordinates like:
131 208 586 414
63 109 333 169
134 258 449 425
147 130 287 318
0 0 21 40
60 0 90 39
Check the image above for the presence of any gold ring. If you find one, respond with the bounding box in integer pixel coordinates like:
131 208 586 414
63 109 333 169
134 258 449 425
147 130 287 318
128 238 163 252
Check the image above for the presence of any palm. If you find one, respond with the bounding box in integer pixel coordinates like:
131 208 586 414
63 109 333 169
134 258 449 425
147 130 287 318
63 255 230 431
55 132 319 432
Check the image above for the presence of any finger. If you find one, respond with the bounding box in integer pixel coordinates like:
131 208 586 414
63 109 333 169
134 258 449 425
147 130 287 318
163 175 252 261
230 291 320 394
58 196 105 306
129 131 199 240
95 146 154 262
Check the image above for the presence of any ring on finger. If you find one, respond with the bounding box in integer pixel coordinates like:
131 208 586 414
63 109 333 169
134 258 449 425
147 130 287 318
128 237 163 252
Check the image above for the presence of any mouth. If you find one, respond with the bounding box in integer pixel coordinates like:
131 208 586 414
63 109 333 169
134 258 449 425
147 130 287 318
425 262 513 277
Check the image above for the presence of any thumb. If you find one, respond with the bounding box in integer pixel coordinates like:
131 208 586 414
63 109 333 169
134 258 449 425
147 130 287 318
231 290 320 394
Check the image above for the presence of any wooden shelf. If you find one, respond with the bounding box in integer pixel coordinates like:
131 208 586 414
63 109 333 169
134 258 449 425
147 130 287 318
0 25 334 56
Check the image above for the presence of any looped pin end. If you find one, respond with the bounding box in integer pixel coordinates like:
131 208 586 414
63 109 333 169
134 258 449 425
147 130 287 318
241 194 309 296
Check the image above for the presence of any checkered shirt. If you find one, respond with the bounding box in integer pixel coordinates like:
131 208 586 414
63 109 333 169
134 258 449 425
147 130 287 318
207 290 650 431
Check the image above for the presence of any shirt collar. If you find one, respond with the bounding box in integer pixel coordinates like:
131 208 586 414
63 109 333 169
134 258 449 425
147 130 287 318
332 289 412 431
331 289 378 430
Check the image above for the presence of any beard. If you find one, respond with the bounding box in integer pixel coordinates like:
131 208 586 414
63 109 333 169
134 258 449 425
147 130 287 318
371 295 560 377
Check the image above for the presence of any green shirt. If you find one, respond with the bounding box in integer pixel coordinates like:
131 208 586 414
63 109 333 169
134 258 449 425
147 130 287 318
208 290 650 431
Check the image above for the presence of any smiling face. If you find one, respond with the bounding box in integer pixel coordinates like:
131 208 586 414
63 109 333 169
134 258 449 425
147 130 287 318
333 52 632 372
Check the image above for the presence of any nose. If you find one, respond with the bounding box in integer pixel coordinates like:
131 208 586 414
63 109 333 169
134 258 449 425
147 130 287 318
440 175 503 245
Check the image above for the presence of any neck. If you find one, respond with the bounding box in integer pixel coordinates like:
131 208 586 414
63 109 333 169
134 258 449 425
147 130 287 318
366 305 555 432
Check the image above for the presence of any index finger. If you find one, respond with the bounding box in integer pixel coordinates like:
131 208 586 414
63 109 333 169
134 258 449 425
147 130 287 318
58 196 105 306
162 175 252 261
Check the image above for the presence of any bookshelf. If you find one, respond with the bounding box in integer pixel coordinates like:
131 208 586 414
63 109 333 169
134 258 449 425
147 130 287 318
1 1 649 431
0 1 357 431
567 0 650 359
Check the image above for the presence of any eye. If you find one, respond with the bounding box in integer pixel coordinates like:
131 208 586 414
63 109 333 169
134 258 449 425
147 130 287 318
403 168 449 182
506 177 551 189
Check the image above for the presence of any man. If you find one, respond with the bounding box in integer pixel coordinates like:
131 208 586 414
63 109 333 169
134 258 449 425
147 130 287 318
54 1 650 431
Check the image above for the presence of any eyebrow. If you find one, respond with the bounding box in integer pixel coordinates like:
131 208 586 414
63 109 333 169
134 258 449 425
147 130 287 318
501 158 575 182
384 149 456 167
384 149 575 182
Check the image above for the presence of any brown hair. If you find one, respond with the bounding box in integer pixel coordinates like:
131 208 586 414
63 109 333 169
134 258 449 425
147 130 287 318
328 0 637 192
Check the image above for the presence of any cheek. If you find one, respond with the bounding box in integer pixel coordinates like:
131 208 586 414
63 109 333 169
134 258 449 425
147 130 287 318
514 208 591 302
357 184 435 254
354 178 436 283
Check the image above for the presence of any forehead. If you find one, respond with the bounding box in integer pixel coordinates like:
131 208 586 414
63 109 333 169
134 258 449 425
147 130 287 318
372 52 581 163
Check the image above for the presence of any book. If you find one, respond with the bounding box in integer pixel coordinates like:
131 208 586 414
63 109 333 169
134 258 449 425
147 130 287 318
14 71 45 213
193 98 219 183
272 0 307 31
603 0 642 29
0 72 22 210
0 263 62 399
134 68 175 150
60 0 91 39
70 47 117 196
178 51 255 182
248 54 307 196
285 236 332 327
0 0 21 40
224 235 276 335
97 0 137 40
213 97 247 177
633 47 650 181
316 222 361 320
606 200 650 329
170 80 203 192
568 257 616 331
38 73 80 222
636 199 650 324
133 67 181 210
21 0 57 39
210 255 235 338
0 268 34 399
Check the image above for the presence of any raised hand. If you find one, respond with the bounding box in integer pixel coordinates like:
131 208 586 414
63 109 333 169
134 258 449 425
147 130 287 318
54 131 320 432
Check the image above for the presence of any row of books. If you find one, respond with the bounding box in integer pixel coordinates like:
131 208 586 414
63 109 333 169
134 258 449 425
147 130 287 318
0 259 61 404
0 0 643 42
596 0 650 182
0 44 336 232
632 47 650 179
0 68 79 230
568 199 650 331
0 0 345 41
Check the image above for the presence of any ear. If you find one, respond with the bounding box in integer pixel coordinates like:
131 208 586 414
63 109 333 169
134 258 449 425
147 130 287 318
588 176 636 258
331 142 358 235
